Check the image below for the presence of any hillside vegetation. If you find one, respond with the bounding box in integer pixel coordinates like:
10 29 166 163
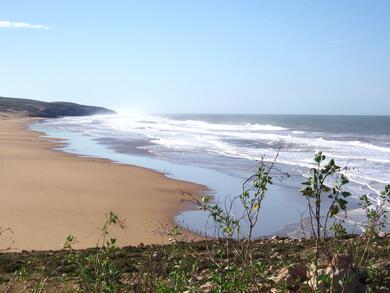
0 96 115 118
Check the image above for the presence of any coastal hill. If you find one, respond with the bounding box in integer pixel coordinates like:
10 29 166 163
0 96 115 118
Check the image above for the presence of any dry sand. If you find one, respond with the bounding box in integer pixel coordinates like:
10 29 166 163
0 115 205 251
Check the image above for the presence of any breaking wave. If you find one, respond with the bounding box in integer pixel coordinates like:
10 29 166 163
37 113 390 198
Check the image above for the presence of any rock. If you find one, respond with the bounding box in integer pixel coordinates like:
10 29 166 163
325 267 365 293
130 279 140 291
307 263 325 291
200 281 213 292
329 254 353 269
308 255 366 293
274 263 307 289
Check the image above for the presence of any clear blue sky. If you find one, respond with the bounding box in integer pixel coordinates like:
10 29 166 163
1 1 389 115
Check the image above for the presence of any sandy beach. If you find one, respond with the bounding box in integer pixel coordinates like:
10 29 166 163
0 115 205 251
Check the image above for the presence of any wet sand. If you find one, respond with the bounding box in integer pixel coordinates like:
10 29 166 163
0 115 205 251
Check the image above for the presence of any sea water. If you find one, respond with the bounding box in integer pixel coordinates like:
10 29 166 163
30 114 390 237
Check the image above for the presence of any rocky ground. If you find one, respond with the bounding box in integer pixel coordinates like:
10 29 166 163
0 234 388 292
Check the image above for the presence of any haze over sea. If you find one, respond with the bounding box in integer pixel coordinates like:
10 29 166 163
32 114 390 237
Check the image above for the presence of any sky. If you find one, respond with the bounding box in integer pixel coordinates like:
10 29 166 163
0 1 389 115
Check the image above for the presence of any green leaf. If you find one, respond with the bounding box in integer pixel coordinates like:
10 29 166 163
337 198 348 210
314 152 324 163
330 205 340 216
341 191 351 197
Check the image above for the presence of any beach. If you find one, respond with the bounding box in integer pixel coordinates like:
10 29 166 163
0 115 205 251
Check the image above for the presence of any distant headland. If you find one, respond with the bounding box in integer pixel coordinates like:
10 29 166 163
0 96 115 118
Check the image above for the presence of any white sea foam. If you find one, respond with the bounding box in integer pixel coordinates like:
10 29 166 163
40 114 390 200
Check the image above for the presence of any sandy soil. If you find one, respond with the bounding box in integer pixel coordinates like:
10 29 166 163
0 115 205 251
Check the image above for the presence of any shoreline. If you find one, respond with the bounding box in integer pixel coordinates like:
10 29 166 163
0 115 206 251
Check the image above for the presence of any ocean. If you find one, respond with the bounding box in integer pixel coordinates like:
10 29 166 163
30 114 390 237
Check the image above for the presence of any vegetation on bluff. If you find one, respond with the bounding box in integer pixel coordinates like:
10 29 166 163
0 96 115 118
0 153 389 292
